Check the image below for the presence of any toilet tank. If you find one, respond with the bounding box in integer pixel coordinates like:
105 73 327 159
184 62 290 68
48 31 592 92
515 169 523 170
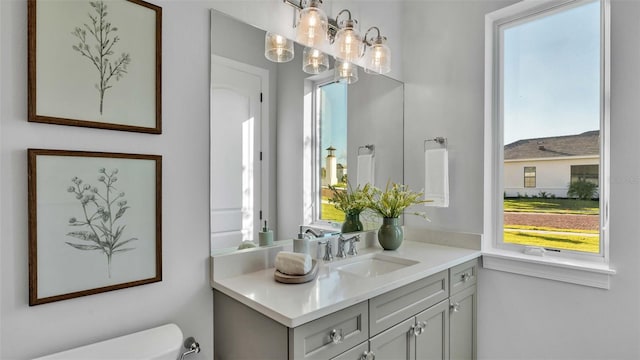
33 323 184 360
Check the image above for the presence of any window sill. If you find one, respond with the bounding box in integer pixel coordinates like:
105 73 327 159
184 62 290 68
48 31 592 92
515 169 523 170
482 249 616 289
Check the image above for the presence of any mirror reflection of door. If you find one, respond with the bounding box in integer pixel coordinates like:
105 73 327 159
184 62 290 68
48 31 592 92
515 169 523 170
210 56 266 248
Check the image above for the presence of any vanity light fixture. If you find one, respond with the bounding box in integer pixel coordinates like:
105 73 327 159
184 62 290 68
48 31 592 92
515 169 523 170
280 0 392 76
265 32 295 63
363 27 391 74
302 47 329 74
295 0 328 48
334 58 358 84
334 10 363 62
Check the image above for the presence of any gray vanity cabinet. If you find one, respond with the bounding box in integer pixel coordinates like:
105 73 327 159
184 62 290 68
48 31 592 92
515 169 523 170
367 299 450 360
449 286 477 360
449 259 478 360
213 258 479 360
415 299 450 360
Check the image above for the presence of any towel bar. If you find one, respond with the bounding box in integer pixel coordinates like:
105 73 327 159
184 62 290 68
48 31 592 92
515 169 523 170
424 137 447 150
357 144 375 156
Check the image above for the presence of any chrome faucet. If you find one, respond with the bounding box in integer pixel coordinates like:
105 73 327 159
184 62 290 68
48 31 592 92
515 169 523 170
299 226 324 238
318 239 333 261
336 234 360 258
347 235 360 256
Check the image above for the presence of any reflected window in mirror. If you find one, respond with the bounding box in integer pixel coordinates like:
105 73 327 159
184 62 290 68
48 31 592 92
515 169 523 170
314 80 348 223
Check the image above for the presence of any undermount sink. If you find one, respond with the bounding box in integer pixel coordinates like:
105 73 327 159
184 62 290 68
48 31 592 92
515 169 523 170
334 253 419 278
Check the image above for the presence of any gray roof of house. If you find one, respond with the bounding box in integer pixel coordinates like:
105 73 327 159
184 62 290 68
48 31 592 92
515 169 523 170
504 130 599 160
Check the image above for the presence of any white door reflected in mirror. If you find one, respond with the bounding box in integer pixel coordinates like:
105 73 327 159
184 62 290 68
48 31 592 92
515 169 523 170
211 57 266 248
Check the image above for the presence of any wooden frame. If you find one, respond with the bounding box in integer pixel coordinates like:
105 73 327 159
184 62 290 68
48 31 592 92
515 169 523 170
28 0 162 133
28 149 162 305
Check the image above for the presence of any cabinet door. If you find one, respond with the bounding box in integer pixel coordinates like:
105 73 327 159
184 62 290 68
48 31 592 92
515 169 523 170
415 300 449 360
449 285 476 360
369 317 415 360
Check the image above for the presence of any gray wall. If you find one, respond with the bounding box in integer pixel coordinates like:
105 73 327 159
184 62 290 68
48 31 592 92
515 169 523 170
1 1 214 359
347 72 404 190
402 1 640 358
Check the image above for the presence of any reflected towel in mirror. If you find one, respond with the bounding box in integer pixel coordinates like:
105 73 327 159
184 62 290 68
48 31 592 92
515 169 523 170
357 153 375 187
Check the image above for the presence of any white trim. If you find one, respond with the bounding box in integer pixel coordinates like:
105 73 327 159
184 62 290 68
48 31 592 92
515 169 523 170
483 0 614 287
482 249 615 289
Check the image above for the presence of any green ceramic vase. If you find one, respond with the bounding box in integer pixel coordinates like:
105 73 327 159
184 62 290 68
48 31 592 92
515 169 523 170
341 211 364 233
378 217 403 250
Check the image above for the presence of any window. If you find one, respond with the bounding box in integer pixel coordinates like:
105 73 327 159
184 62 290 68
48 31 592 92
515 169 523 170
314 81 348 223
571 164 599 185
523 167 536 188
484 0 613 287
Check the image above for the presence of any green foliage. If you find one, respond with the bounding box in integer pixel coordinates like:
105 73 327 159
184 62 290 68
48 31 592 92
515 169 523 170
328 184 369 215
567 179 598 200
363 181 429 219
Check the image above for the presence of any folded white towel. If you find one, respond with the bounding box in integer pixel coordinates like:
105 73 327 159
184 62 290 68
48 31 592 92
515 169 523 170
275 251 312 276
357 153 375 187
424 148 449 207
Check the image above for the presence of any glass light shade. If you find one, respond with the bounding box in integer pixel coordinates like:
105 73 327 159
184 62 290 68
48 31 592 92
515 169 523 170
334 20 363 62
302 47 329 74
296 4 328 48
364 40 391 74
265 32 294 63
334 59 358 84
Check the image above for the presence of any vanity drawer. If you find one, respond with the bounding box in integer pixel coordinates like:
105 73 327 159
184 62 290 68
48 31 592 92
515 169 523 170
449 259 478 295
289 301 369 360
330 341 369 360
369 270 448 336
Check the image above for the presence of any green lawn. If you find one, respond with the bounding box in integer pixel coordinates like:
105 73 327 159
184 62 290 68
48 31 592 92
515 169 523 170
321 201 344 222
504 230 599 253
504 198 599 215
504 198 600 253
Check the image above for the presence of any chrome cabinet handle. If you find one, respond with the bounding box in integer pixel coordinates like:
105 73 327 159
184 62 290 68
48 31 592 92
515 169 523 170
329 329 343 344
450 302 461 313
461 272 472 282
410 321 427 336
361 350 376 360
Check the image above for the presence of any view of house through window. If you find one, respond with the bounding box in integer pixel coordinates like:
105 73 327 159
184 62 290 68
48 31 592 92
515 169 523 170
317 81 348 222
501 0 601 254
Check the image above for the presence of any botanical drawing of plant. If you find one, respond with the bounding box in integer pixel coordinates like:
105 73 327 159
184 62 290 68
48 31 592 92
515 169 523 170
66 168 136 278
71 1 131 115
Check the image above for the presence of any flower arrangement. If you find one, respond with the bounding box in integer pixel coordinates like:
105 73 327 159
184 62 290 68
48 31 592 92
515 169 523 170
328 184 370 215
363 181 430 219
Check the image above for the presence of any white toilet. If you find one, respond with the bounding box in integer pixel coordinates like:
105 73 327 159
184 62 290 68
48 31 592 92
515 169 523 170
33 323 184 360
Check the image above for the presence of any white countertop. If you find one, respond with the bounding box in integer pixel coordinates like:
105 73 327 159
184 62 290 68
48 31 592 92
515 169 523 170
212 240 481 328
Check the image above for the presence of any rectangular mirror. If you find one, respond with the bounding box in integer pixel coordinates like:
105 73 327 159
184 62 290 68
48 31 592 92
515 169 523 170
210 9 404 250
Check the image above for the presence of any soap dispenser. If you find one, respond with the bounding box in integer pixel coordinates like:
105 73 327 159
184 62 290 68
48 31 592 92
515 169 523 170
258 220 274 247
293 227 310 255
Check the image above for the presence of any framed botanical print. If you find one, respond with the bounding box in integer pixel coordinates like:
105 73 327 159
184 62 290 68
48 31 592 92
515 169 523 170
28 149 162 305
28 0 162 133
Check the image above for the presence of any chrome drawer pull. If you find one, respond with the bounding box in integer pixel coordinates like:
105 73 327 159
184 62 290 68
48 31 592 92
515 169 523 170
361 350 376 360
329 328 343 344
450 302 461 313
461 272 472 282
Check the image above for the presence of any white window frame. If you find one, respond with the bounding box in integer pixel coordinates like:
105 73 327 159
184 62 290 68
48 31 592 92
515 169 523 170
483 0 615 288
304 75 345 228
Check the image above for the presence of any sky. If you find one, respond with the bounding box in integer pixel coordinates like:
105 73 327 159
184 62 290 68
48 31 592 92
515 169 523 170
320 82 348 166
503 0 600 145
